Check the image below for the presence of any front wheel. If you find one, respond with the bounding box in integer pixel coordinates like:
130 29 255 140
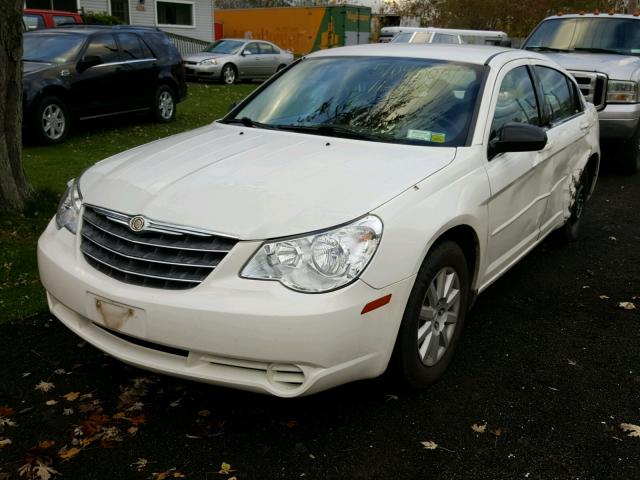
33 95 70 145
220 64 237 85
392 241 470 388
153 85 176 123
561 169 590 242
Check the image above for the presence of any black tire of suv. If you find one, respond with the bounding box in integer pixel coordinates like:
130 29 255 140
391 241 470 389
619 125 640 174
152 84 176 123
32 95 70 145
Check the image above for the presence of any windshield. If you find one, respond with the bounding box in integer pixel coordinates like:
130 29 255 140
203 40 244 54
226 56 483 147
524 17 640 55
23 34 85 64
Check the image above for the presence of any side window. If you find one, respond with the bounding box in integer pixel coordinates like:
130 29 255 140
53 15 77 26
411 32 430 43
244 42 260 54
535 66 580 125
84 34 119 64
258 43 274 54
23 14 44 30
490 66 540 140
117 33 147 60
433 33 459 44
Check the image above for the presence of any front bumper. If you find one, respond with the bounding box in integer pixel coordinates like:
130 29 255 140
184 63 222 80
598 103 640 140
37 219 413 397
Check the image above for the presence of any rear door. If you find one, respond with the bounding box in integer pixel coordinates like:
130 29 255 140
73 33 123 117
115 32 159 110
533 65 590 237
483 62 550 283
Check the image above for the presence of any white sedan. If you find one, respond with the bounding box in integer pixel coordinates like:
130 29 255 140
38 44 600 397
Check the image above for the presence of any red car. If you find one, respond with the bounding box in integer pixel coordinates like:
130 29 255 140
23 8 83 30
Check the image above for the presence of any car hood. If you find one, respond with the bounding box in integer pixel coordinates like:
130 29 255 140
22 61 53 75
182 52 232 62
541 52 640 80
80 123 456 239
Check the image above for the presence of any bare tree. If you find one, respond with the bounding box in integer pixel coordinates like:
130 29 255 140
0 0 31 214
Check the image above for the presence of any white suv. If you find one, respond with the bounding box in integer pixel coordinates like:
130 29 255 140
38 44 600 397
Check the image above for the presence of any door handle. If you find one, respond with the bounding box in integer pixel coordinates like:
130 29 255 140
579 121 590 131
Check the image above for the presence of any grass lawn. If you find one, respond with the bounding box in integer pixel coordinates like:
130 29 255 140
0 82 257 322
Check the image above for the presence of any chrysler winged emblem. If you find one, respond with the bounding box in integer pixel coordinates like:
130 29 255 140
129 215 146 232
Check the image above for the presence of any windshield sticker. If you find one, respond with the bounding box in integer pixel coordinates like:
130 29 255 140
407 130 446 143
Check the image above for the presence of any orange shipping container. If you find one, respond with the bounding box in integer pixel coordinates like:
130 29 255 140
215 5 371 56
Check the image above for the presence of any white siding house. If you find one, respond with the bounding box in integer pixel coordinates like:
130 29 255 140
25 0 214 42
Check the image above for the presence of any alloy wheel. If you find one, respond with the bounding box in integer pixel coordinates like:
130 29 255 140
158 91 174 120
417 267 461 366
42 104 66 140
223 66 236 84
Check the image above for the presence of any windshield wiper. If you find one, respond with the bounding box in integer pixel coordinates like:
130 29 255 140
22 59 50 63
224 117 278 130
525 46 571 53
573 47 623 55
275 124 385 142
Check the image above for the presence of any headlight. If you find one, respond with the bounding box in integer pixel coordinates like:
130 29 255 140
55 178 82 234
199 58 218 65
607 80 638 103
241 215 383 293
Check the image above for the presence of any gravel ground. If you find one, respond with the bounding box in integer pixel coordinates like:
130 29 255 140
0 165 639 480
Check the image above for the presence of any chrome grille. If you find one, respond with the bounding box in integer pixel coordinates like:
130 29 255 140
569 70 607 110
80 206 237 290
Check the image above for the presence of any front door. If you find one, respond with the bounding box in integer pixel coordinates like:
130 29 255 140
237 42 262 77
483 62 550 284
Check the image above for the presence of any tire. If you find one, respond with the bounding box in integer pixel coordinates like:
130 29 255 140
392 241 470 389
220 64 237 85
277 64 286 72
32 95 70 145
619 125 640 174
153 85 176 123
560 169 590 242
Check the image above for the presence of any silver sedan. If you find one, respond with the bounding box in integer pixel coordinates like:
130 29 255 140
182 38 294 84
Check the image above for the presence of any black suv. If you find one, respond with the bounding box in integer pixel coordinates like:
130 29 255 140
23 26 187 144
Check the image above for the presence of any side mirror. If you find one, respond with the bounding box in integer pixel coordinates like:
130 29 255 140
228 100 240 112
241 50 252 56
489 122 547 158
78 55 102 71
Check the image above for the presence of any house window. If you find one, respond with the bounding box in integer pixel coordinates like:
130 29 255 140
110 0 130 24
156 1 194 27
25 0 77 11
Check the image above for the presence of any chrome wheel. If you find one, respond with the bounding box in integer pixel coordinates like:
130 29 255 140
417 267 461 366
158 91 174 120
222 65 236 84
42 104 66 140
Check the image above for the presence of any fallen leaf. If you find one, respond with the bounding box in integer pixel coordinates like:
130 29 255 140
284 420 298 428
609 236 617 241
219 462 236 474
128 426 138 436
619 302 637 310
45 400 58 406
62 392 80 402
0 406 14 417
131 457 148 472
599 295 610 300
385 394 399 401
58 446 82 461
37 440 56 450
63 408 74 416
53 369 67 375
567 359 578 366
471 423 487 434
28 461 59 480
127 414 146 426
197 410 210 417
0 438 12 449
620 423 640 437
421 440 438 450
491 428 503 437
35 381 55 393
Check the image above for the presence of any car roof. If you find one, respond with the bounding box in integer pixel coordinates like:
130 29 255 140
218 38 273 44
23 8 80 15
542 13 640 20
307 43 549 66
25 25 163 35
